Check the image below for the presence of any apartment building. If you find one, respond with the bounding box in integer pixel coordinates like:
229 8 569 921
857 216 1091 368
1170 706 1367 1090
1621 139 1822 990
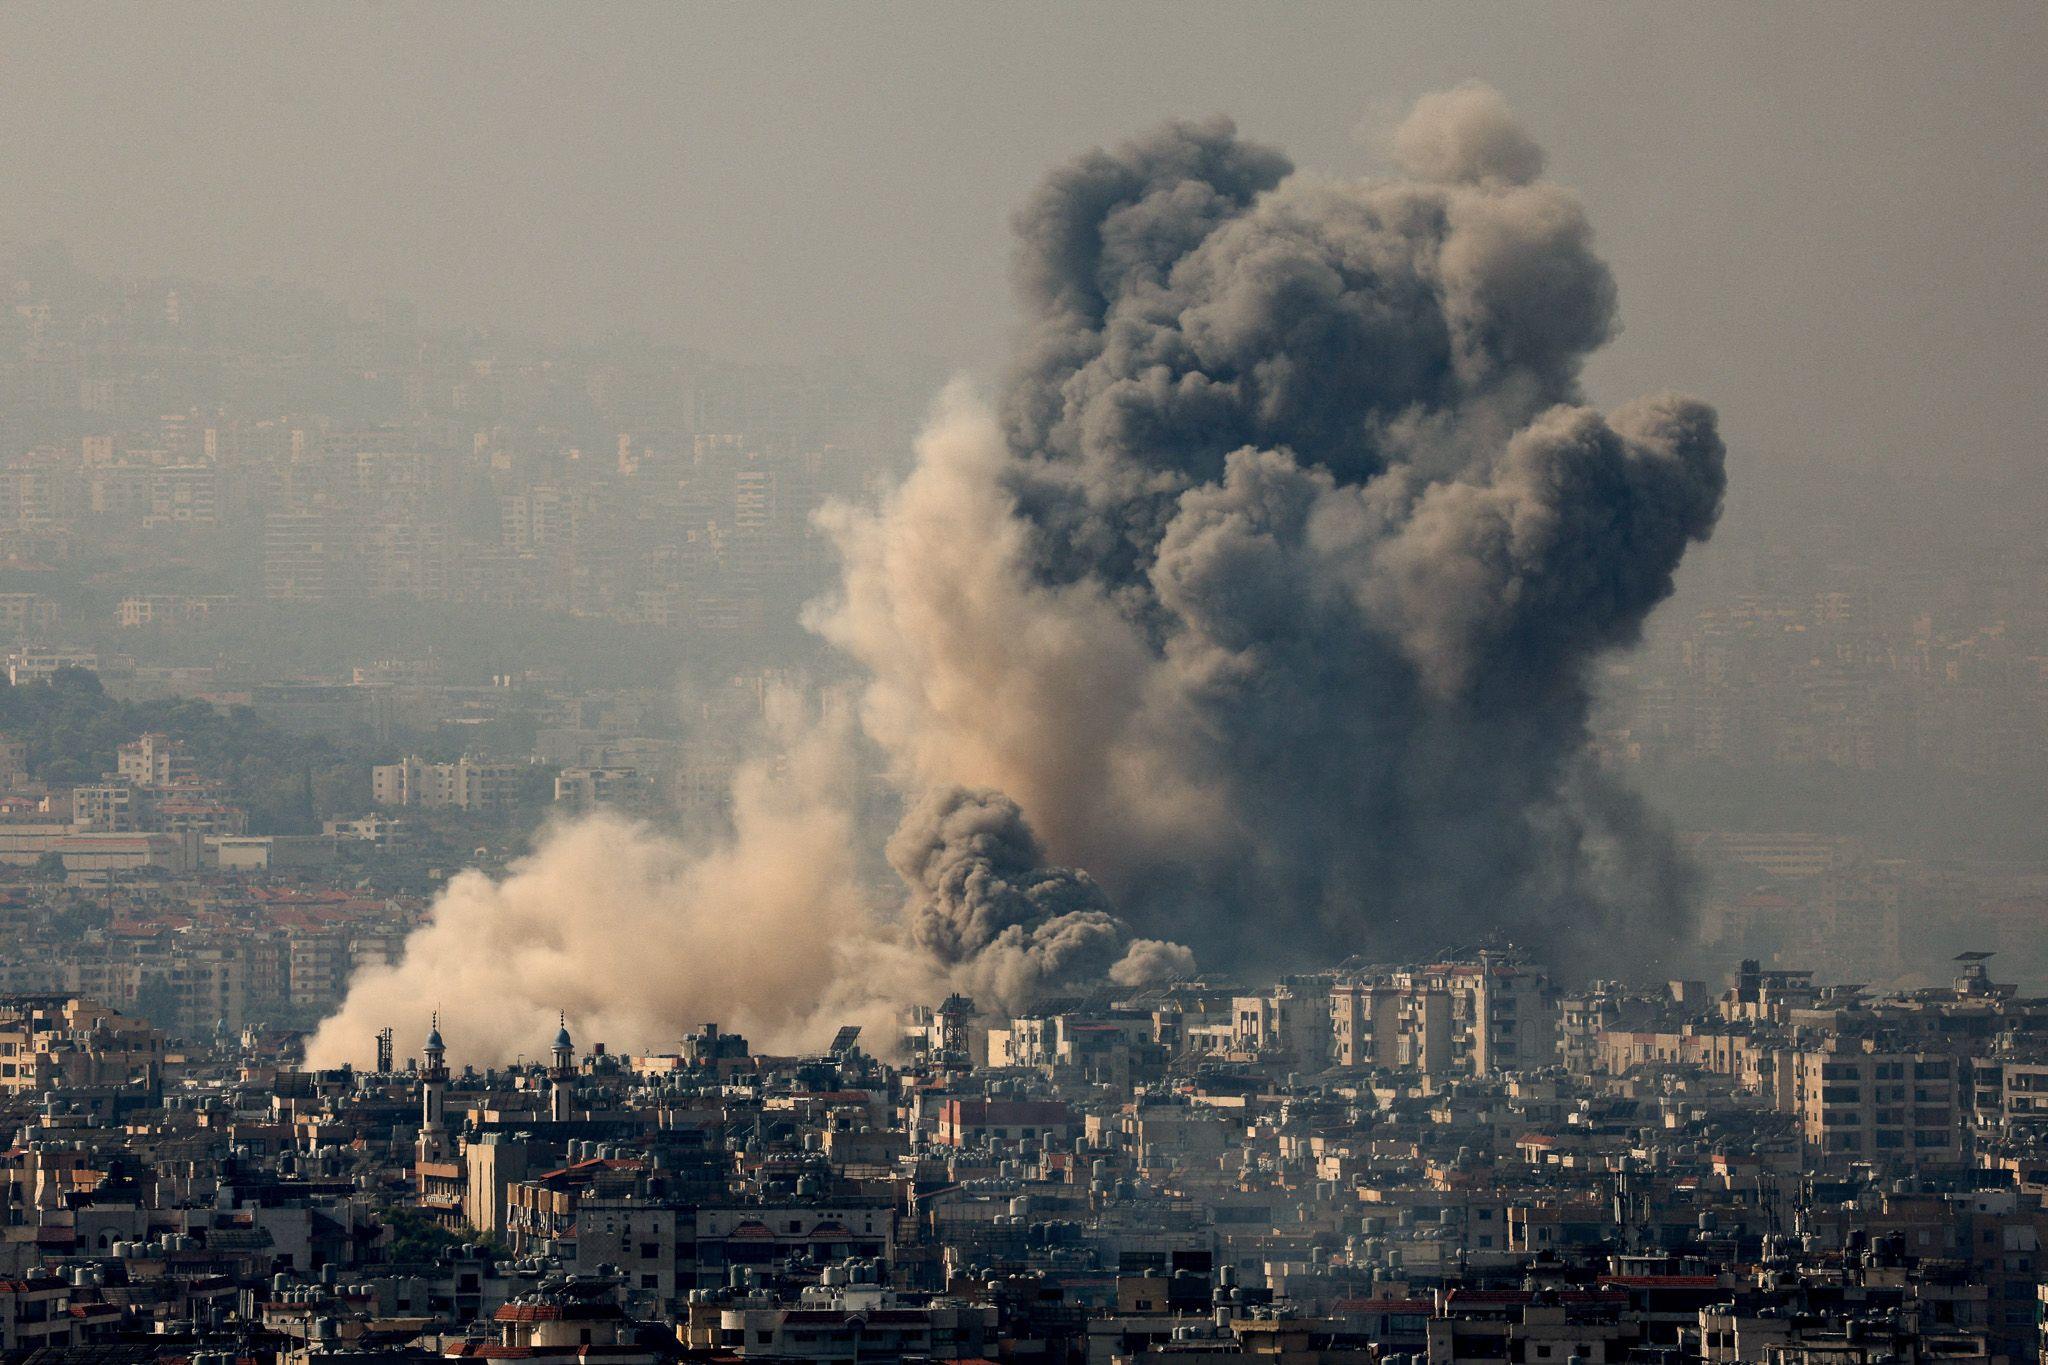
1329 960 1557 1078
371 755 524 811
70 784 137 833
116 733 196 786
1331 978 1453 1074
1231 979 1333 1071
1795 1040 1964 1164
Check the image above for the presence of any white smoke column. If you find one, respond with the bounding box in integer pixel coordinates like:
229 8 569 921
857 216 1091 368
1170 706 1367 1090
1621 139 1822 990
305 699 917 1068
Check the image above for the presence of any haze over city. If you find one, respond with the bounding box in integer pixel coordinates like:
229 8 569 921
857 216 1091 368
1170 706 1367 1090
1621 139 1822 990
0 7 2040 1363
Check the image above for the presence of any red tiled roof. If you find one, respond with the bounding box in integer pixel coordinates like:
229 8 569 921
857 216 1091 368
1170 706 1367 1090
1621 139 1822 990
534 1157 644 1182
493 1302 621 1323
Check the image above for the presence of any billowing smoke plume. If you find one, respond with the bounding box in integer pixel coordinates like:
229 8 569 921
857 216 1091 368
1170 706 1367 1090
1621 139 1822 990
307 704 1182 1068
311 85 1720 1068
307 701 902 1066
1110 939 1200 989
818 85 1724 970
892 786 1183 1013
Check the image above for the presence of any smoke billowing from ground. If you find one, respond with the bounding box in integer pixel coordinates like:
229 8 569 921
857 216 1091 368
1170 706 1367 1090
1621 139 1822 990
308 706 1183 1067
892 785 1181 1013
310 85 1722 1068
820 82 1723 970
309 702 896 1066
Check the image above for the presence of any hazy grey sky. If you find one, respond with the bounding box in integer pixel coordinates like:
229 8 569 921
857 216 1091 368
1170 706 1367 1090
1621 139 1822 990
3 3 2042 499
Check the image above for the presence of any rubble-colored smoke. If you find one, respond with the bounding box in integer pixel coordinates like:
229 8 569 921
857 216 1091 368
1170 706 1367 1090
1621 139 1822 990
820 86 1724 971
306 702 902 1068
307 706 1182 1068
1109 938 1199 988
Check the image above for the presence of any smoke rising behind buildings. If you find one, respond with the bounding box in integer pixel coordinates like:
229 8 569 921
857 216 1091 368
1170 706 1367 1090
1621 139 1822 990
827 86 1724 967
312 85 1723 1067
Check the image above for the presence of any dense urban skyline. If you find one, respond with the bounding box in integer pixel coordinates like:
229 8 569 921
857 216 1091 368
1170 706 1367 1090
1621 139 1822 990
0 9 2040 1364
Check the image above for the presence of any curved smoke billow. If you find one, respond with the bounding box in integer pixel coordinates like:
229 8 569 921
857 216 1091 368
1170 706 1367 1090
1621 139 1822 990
309 85 1721 1068
893 785 1182 1011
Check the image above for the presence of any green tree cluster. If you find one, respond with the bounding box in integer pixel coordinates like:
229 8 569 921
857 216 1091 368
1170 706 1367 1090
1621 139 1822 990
0 669 371 833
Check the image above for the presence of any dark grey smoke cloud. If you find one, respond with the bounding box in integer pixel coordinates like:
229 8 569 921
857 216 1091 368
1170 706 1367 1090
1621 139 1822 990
890 786 1191 1011
826 86 1725 975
